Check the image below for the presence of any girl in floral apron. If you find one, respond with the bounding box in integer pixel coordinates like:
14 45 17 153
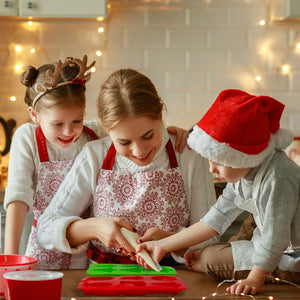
37 69 217 266
137 89 300 296
4 55 100 269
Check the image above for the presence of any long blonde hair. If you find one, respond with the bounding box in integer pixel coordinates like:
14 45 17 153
98 69 165 130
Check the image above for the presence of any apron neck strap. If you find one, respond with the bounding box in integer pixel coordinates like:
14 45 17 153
101 139 178 170
36 125 99 162
36 125 49 162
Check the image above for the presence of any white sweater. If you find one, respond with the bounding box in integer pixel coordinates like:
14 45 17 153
37 126 217 254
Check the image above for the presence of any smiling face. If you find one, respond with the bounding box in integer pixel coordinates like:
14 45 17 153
109 116 162 166
209 161 252 183
29 103 84 149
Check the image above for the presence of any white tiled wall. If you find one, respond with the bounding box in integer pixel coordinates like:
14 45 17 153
1 0 300 136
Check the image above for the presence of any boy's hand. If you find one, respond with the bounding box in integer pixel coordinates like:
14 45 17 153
136 240 166 265
226 278 260 295
226 265 268 296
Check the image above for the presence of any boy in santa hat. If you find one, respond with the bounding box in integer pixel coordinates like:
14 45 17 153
137 89 300 295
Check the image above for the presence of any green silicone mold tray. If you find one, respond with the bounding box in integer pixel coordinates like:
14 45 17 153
87 263 177 277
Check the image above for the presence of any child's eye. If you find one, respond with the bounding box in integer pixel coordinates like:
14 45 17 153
119 141 130 146
54 123 63 126
73 119 82 124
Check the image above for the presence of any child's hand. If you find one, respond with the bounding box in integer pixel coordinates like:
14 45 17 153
136 241 166 265
226 278 261 295
167 126 189 153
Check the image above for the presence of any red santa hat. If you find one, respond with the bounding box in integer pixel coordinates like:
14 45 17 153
187 89 294 168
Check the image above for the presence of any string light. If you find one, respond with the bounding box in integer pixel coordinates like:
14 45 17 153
15 45 22 52
198 275 300 299
282 64 290 74
96 50 102 57
259 19 266 26
28 21 33 26
97 16 104 21
30 48 36 54
98 27 104 33
255 75 262 82
91 67 96 73
14 64 22 71
10 96 16 102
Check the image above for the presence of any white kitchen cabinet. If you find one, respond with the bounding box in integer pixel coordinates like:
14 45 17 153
0 0 18 16
0 0 107 17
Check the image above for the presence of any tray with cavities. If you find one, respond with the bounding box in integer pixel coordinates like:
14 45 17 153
78 275 187 296
87 263 177 277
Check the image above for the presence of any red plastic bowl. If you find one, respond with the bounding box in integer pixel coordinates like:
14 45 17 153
0 255 37 298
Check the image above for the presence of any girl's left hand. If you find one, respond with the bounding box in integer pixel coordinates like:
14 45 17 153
226 279 260 295
167 126 189 153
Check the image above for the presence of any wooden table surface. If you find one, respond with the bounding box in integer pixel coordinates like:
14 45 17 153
60 269 300 300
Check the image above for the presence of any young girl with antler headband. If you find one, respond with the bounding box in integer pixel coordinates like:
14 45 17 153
4 56 189 270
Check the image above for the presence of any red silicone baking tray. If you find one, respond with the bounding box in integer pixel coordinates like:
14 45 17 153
78 275 187 296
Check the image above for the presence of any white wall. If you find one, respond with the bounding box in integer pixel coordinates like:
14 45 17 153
1 0 300 138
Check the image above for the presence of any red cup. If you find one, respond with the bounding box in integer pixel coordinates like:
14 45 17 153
0 255 37 298
3 270 63 300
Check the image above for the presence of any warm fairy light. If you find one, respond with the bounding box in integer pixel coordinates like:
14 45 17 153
96 50 102 57
10 96 16 102
269 296 274 300
275 277 280 281
296 43 300 50
202 297 206 300
212 293 217 296
91 67 96 73
30 48 36 54
256 75 262 82
282 64 290 74
15 45 22 52
97 16 104 21
98 27 104 33
28 21 33 26
259 19 266 26
14 64 22 71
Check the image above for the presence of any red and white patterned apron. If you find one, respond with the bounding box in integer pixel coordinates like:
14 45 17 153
87 139 190 263
25 125 98 269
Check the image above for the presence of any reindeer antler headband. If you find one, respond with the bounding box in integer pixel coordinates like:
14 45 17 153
32 55 96 107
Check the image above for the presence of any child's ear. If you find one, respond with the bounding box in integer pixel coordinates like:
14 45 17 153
28 107 39 123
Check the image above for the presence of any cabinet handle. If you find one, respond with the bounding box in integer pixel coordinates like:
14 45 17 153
4 1 10 8
27 2 33 9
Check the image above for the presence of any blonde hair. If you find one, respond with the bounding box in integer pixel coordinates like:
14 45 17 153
98 69 165 130
20 58 86 112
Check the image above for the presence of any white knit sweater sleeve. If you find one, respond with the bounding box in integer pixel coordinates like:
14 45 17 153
36 139 108 253
4 123 39 211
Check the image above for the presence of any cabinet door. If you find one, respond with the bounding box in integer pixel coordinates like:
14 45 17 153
19 0 107 18
0 0 18 16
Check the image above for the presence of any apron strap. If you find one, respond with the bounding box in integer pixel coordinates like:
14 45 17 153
102 139 178 170
36 126 49 162
36 125 99 163
166 139 178 168
83 125 99 141
102 143 117 170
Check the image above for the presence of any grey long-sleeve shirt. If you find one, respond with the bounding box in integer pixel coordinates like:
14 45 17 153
202 150 300 272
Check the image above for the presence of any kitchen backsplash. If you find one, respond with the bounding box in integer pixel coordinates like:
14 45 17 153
1 0 300 143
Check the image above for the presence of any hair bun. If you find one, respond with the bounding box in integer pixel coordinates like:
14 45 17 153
20 66 39 87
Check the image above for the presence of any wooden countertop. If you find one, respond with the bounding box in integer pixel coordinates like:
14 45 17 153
60 268 300 299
